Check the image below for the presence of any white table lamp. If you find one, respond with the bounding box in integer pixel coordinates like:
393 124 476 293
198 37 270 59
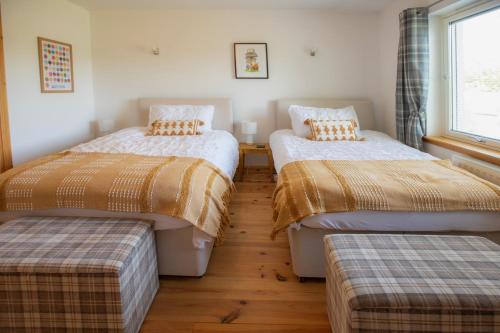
241 121 257 144
97 119 115 136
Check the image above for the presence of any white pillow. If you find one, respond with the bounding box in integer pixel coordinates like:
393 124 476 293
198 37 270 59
149 105 215 133
288 105 360 138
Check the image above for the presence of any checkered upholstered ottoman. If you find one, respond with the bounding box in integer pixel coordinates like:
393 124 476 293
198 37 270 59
0 217 159 333
324 234 500 333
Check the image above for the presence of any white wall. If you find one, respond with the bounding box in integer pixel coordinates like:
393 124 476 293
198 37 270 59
2 0 95 165
376 0 434 138
90 9 380 142
3 0 462 166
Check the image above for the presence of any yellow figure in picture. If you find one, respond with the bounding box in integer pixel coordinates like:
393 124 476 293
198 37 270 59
245 48 259 72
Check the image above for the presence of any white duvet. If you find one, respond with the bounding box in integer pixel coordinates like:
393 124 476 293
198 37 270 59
269 129 436 172
71 127 239 178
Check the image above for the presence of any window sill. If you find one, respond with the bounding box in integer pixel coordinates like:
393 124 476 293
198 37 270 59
423 136 500 166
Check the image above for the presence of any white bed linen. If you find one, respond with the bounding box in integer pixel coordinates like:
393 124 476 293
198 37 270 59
269 129 436 173
71 127 239 178
0 128 239 248
270 129 500 233
297 211 500 232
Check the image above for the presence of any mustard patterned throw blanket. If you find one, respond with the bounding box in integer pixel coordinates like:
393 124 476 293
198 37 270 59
272 160 500 238
0 152 234 242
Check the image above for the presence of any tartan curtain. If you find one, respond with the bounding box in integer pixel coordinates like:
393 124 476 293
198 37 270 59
396 8 429 150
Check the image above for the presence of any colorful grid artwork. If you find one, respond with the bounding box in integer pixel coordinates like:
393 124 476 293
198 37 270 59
38 37 74 93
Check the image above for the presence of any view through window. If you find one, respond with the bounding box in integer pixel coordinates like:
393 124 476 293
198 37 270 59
449 6 500 142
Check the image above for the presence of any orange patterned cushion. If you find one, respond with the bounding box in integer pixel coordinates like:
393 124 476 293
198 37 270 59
305 119 358 141
146 119 204 136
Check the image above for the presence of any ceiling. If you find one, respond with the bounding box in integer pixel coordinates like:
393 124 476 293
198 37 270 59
68 0 402 11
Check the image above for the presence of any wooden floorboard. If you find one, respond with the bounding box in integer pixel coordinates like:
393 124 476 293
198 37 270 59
140 175 330 332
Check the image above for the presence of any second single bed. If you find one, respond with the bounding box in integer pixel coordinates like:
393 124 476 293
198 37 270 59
270 99 500 278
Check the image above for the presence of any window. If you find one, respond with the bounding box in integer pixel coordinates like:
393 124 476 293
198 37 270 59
446 4 500 147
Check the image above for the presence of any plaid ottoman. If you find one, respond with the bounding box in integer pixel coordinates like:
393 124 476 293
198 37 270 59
324 234 500 333
0 217 159 333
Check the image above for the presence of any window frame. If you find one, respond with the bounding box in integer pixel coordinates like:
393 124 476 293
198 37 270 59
441 0 500 150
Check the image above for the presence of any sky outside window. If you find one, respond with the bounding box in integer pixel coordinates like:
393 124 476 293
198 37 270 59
452 7 500 141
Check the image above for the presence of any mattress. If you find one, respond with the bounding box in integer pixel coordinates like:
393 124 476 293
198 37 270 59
297 211 500 232
0 128 239 248
270 129 500 233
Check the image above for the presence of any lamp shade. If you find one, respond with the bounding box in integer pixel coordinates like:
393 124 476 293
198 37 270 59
97 119 115 134
241 121 257 135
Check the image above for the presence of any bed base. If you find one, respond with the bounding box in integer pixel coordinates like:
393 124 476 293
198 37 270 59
288 226 500 279
155 227 214 277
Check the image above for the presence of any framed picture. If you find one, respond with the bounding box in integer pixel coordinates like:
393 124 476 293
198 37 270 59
234 43 269 79
37 37 74 93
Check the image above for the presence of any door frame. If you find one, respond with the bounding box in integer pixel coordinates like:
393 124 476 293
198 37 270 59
0 7 12 171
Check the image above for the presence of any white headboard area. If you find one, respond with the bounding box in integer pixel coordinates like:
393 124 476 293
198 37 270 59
276 99 375 131
138 98 234 133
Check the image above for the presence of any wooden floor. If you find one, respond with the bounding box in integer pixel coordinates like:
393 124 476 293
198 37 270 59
141 170 331 333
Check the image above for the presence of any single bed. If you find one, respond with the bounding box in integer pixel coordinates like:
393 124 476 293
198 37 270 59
0 98 238 277
270 98 500 278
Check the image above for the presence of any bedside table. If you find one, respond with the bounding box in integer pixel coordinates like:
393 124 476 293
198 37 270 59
237 143 274 181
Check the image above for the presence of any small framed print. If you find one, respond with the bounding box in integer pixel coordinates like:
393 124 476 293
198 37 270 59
38 37 74 93
234 43 269 79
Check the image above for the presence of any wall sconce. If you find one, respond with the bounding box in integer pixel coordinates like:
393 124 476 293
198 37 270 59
152 46 160 56
309 48 317 57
